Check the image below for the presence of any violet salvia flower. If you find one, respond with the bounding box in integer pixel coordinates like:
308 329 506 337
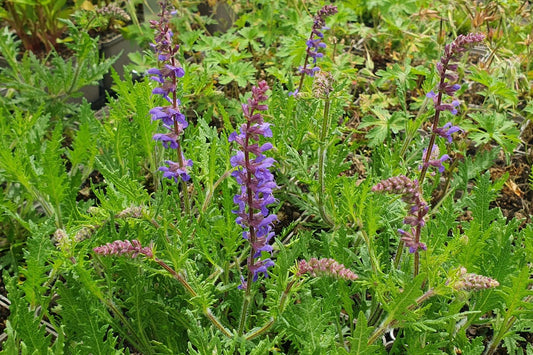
431 33 485 114
449 267 500 291
372 176 428 253
434 122 462 143
397 229 427 253
93 239 154 259
297 258 358 281
149 1 191 183
420 146 450 173
229 81 278 287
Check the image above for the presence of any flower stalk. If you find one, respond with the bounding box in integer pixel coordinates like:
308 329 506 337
229 81 277 335
367 288 438 346
292 5 337 96
149 0 192 214
372 33 485 277
315 72 335 226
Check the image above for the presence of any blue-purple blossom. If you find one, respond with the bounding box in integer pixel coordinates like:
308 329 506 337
149 1 191 183
427 91 461 115
230 81 278 287
434 122 462 143
397 229 427 253
288 88 299 97
159 158 193 182
421 146 450 173
298 65 321 77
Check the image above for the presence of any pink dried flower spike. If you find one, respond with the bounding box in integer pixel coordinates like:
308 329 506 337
450 267 500 291
93 239 154 259
297 258 358 281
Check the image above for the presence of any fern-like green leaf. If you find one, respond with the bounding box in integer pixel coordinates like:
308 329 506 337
466 172 504 231
347 311 383 354
19 221 55 308
2 273 52 353
56 278 122 354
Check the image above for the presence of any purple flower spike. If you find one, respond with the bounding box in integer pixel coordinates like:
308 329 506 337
230 81 278 287
150 1 192 184
295 5 337 84
427 33 485 116
159 158 193 182
398 229 427 253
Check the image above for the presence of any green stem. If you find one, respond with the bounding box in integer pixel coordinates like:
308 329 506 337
245 317 275 341
367 288 436 346
296 32 315 94
177 142 191 215
354 220 380 274
155 258 197 297
484 295 532 355
238 269 253 336
199 169 232 216
154 258 233 338
317 98 334 226
104 299 151 353
393 240 405 269
244 279 298 340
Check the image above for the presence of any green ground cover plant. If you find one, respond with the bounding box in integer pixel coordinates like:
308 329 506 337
1 0 532 353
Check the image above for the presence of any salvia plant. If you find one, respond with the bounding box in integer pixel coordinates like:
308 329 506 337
1 0 532 354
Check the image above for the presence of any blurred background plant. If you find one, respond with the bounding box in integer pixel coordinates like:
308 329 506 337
0 0 72 53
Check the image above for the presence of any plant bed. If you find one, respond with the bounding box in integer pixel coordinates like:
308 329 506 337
0 0 532 354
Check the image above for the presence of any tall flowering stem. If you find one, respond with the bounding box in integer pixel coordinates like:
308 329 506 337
314 72 335 225
229 81 277 335
149 1 192 213
292 5 337 96
419 33 485 185
372 33 485 277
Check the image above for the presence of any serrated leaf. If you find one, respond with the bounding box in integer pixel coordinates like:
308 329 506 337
96 159 150 205
56 279 121 354
466 172 504 231
19 221 55 308
349 311 382 354
3 273 52 353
